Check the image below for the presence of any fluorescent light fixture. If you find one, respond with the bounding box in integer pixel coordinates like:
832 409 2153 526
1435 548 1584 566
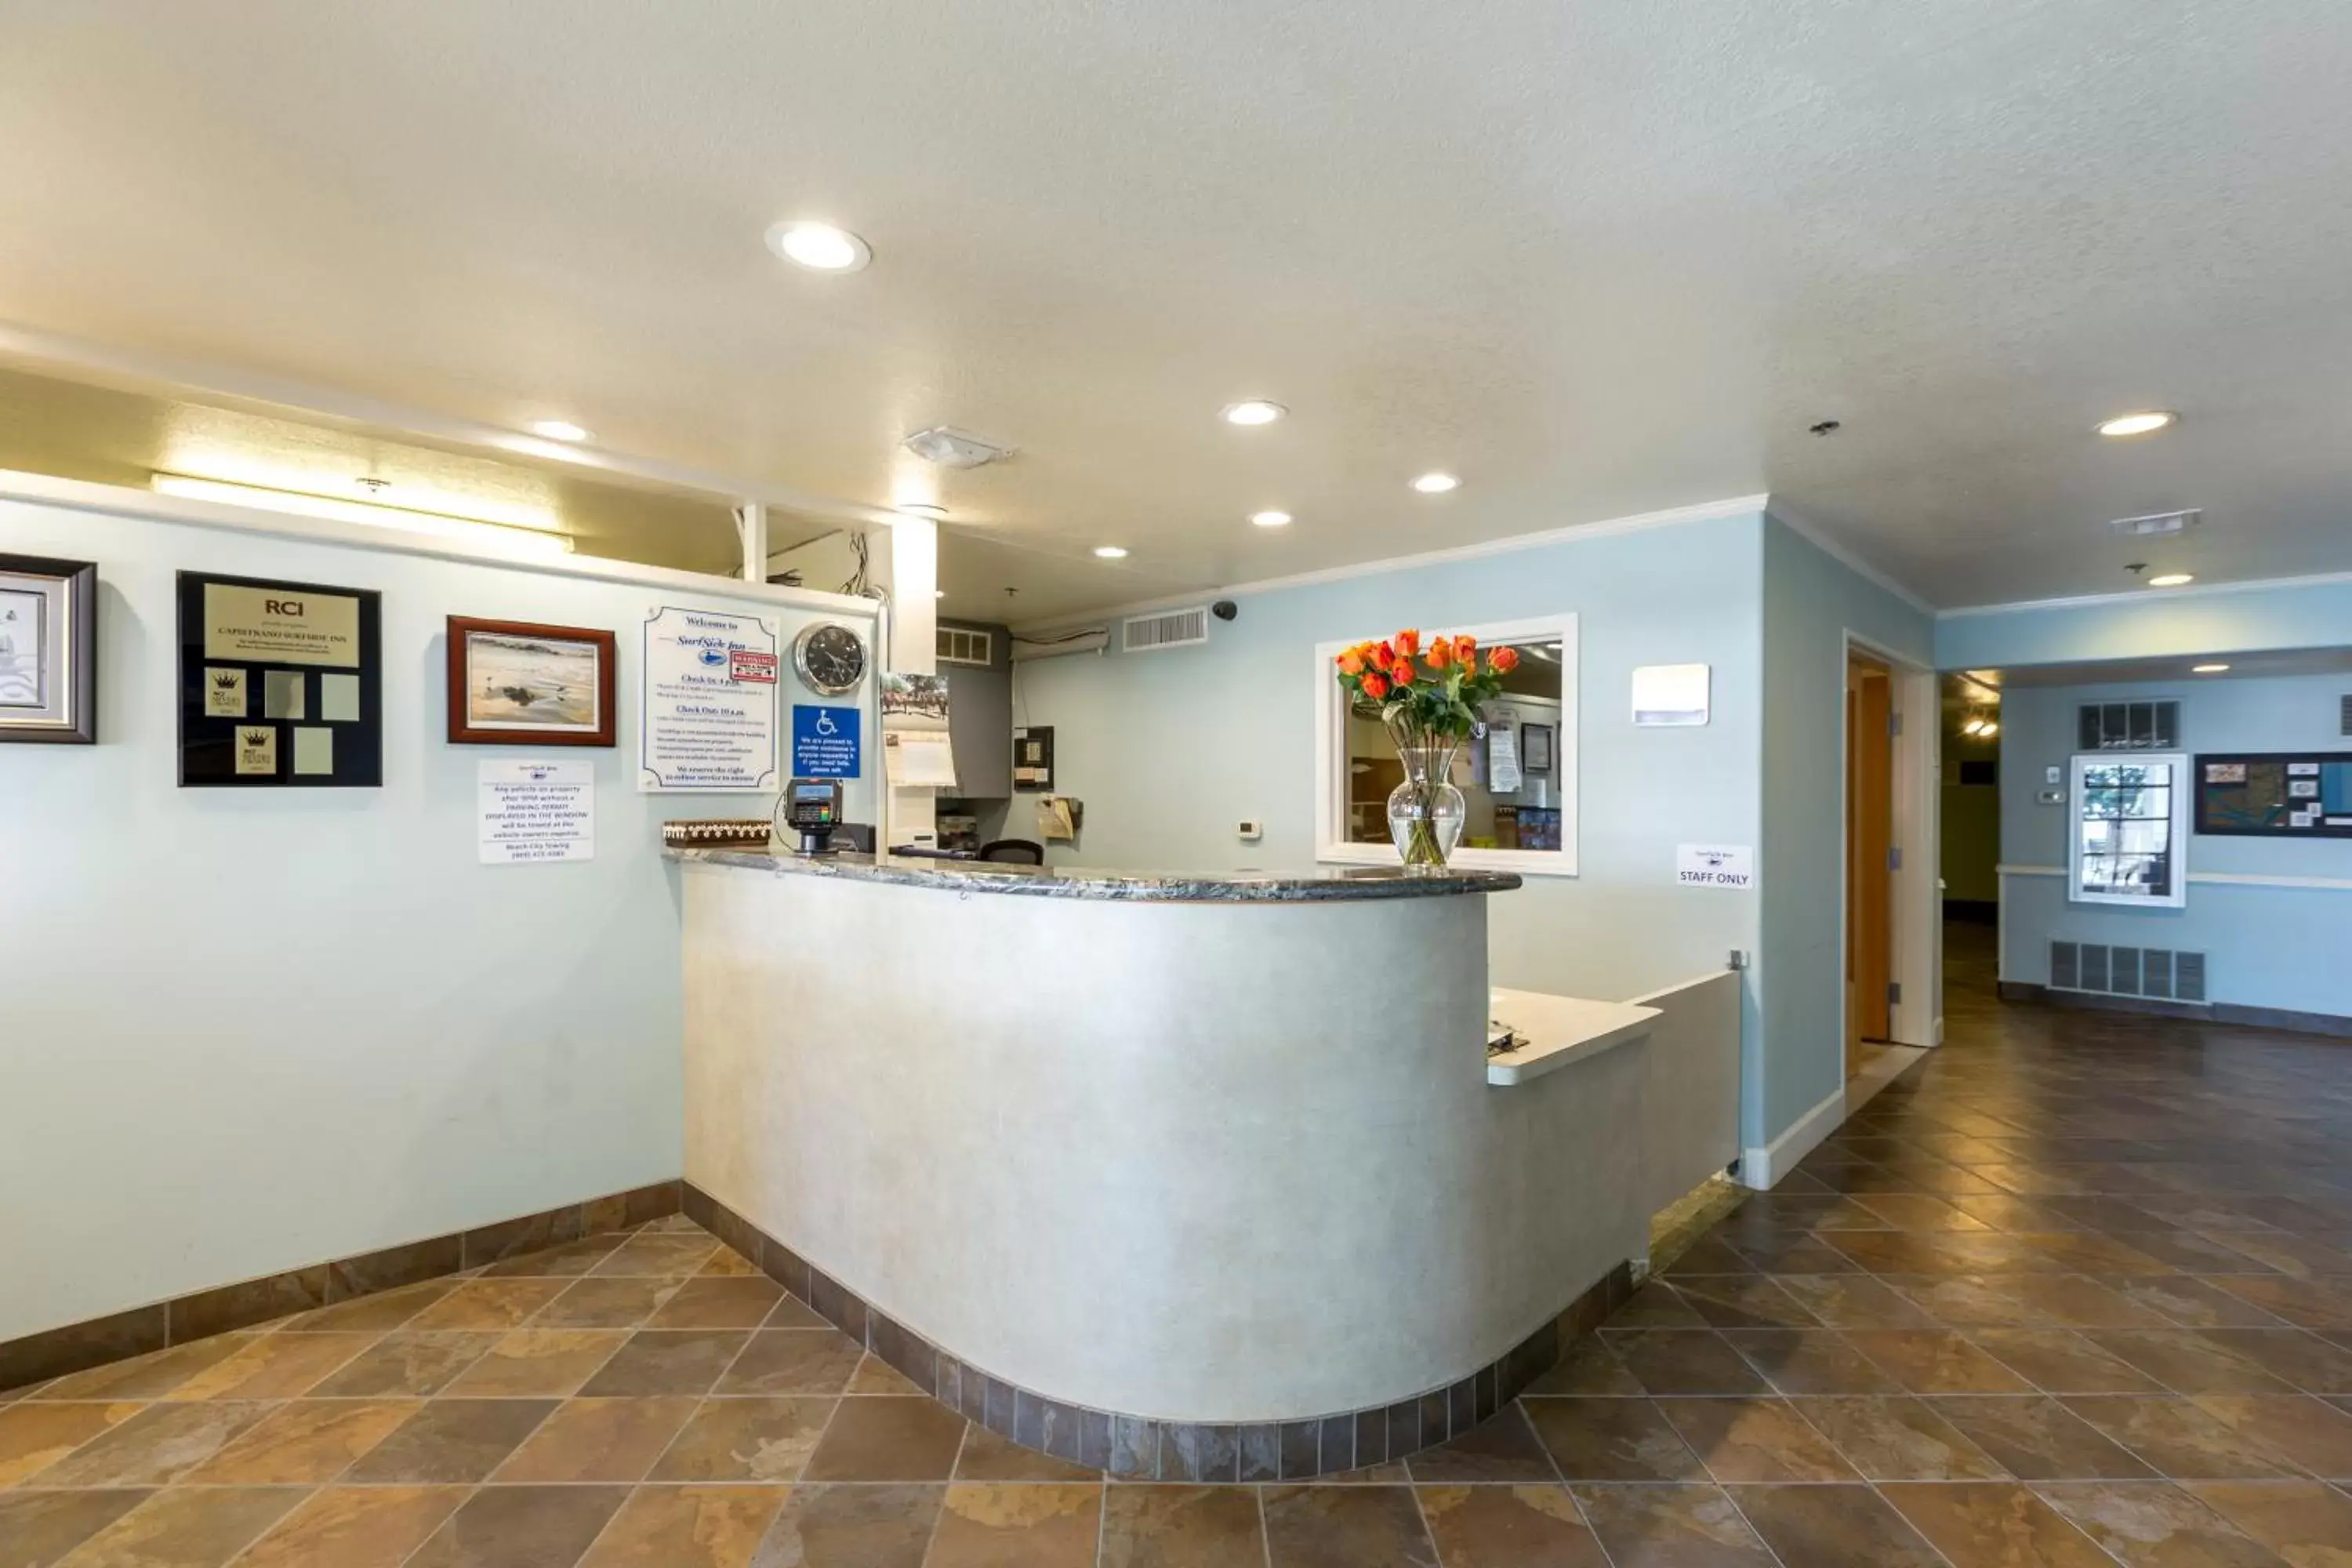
1411 471 1461 494
1220 400 1285 426
528 419 591 443
2097 411 2176 437
764 220 872 272
1249 510 1293 528
151 475 575 559
2146 572 2195 587
2192 662 2230 673
1093 545 1130 559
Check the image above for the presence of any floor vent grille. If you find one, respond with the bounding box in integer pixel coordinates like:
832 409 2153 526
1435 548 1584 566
2049 941 2207 1003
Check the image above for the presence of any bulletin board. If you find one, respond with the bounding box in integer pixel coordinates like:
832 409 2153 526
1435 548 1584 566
2194 751 2352 838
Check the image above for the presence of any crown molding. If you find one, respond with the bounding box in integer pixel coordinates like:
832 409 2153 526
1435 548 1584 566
1761 503 1938 615
1011 492 1772 637
1938 568 2352 620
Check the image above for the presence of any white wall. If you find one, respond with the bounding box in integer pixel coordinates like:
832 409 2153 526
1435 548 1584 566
0 484 877 1341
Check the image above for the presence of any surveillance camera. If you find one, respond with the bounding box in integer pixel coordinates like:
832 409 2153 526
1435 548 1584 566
1211 600 1238 622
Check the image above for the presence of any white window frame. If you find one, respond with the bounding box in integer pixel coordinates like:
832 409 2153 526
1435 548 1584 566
1314 613 1579 877
2067 750 2190 909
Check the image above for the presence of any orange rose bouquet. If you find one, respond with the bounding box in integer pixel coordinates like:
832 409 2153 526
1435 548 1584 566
1334 630 1522 866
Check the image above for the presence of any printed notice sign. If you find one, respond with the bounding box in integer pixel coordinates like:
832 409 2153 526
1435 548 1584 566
479 759 594 864
1676 844 1754 889
792 704 862 778
204 583 362 667
638 606 779 792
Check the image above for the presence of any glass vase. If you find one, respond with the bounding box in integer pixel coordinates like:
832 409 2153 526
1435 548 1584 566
1388 740 1466 869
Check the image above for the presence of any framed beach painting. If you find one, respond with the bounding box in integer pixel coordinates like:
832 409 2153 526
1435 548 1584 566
0 554 98 745
446 616 617 747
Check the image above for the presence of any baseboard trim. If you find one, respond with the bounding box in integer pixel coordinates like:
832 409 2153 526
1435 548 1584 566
1737 1083 1849 1190
684 1181 1635 1479
0 1179 681 1393
1998 983 2352 1040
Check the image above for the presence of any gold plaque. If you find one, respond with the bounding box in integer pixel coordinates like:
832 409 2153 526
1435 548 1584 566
234 724 278 775
203 666 248 717
204 583 362 668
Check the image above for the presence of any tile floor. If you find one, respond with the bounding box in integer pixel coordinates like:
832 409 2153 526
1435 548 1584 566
9 922 2352 1564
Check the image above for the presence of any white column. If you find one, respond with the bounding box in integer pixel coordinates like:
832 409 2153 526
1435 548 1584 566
735 503 768 584
887 517 938 848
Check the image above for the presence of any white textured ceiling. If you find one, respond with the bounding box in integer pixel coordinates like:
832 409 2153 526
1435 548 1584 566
4 1 2351 620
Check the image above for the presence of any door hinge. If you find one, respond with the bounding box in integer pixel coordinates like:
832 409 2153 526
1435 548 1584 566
1888 846 1903 871
1888 981 1902 1006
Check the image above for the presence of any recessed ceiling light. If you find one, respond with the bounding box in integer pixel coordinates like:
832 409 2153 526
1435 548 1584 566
895 502 949 520
2191 662 2230 673
528 419 590 443
1250 510 1293 528
2147 572 2195 587
1221 401 1286 426
1093 546 1129 559
2097 411 2176 437
1411 472 1461 494
764 220 872 273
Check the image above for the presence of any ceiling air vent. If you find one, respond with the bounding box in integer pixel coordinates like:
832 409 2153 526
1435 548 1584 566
2340 693 2351 737
2108 508 2201 538
1122 606 1210 653
935 626 993 668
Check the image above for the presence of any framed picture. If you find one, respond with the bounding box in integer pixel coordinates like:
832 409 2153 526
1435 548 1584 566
447 617 617 747
179 571 383 786
0 553 98 745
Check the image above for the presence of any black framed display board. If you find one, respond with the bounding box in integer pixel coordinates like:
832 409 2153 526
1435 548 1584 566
2194 751 2352 838
177 571 383 787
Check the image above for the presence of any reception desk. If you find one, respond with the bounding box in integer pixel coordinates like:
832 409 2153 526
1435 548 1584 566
672 848 1661 1478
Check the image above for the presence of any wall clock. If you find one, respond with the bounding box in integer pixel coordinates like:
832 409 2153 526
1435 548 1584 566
792 620 868 695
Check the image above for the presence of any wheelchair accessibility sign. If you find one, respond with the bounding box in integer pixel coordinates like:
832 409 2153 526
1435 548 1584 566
792 705 862 779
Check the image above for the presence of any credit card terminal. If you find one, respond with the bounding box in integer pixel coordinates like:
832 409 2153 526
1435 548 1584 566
778 779 845 855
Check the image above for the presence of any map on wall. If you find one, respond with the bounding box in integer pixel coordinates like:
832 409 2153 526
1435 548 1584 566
2195 751 2352 839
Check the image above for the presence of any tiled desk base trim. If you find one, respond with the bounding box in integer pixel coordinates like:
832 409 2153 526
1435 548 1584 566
684 1180 1639 1480
0 1179 682 1392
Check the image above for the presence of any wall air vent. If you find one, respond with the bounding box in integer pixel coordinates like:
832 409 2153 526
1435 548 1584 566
2340 693 2351 737
2078 699 2180 751
935 626 993 667
2049 941 2207 1004
1121 606 1210 653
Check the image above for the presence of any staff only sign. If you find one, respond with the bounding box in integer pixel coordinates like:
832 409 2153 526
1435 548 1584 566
1676 844 1754 889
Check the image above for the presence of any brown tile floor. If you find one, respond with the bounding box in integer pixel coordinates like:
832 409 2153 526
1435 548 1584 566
11 921 2352 1564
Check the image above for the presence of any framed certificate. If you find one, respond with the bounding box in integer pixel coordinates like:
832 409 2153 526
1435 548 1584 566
446 617 617 746
0 554 98 746
178 571 383 786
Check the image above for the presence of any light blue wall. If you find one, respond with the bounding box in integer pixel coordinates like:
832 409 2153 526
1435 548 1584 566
1014 510 1766 1077
1757 517 1936 1145
1998 672 2352 1018
0 494 876 1340
1938 575 2352 671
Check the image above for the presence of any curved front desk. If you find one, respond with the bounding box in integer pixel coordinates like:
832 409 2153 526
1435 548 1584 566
673 848 1650 1477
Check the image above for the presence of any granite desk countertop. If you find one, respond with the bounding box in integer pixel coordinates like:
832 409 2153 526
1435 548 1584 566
664 846 1522 903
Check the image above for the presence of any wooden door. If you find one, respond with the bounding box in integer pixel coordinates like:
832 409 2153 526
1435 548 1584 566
1846 655 1894 1073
